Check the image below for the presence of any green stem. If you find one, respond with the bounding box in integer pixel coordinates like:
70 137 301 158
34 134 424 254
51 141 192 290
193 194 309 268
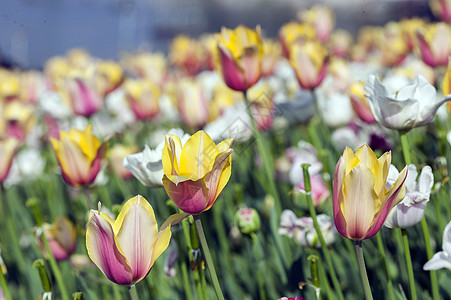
0 264 11 300
83 188 94 210
129 284 139 300
401 229 417 300
302 165 344 300
354 241 373 300
375 233 395 300
194 215 224 300
243 91 280 211
180 260 193 300
400 132 439 300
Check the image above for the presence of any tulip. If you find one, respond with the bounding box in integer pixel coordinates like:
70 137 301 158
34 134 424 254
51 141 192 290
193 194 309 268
50 124 107 187
170 35 204 76
38 216 77 261
261 39 282 77
430 0 451 23
385 165 433 229
86 195 184 285
333 144 407 240
162 130 233 214
349 81 376 124
400 18 425 51
123 52 167 85
0 137 20 183
0 70 20 101
364 74 450 131
329 29 353 58
95 60 123 96
416 23 451 67
424 221 451 271
279 22 316 59
289 41 329 90
235 208 261 235
60 73 103 117
123 78 160 120
176 78 209 128
216 25 263 92
297 4 335 42
296 175 330 208
4 101 35 141
124 129 190 188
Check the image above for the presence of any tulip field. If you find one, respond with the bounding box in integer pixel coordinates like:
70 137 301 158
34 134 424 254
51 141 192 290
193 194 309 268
4 2 451 300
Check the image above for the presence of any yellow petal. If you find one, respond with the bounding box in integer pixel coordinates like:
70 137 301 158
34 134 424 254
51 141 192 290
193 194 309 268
343 147 359 175
355 144 377 169
162 134 182 176
216 138 233 153
179 130 218 179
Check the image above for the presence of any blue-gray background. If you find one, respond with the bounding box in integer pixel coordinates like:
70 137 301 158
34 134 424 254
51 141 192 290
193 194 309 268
0 0 432 69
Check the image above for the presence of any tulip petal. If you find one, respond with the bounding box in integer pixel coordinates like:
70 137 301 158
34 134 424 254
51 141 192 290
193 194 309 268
86 212 132 285
240 46 262 88
365 166 407 239
88 141 108 184
217 44 247 92
163 175 210 214
442 221 451 256
162 134 182 176
204 149 233 211
49 216 76 254
216 138 233 152
332 157 348 238
179 131 217 179
342 164 379 239
373 152 391 198
113 195 159 283
423 252 451 270
355 144 377 169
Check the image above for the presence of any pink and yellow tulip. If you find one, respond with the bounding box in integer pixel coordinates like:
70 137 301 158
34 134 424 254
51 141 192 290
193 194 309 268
416 22 451 67
86 195 180 285
123 78 161 121
333 145 407 240
50 125 107 187
38 216 77 262
162 130 233 214
216 25 263 92
289 41 329 90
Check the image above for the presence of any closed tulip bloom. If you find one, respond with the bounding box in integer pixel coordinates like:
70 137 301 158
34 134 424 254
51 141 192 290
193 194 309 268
216 25 263 92
385 165 433 229
289 41 329 90
86 195 181 285
364 74 450 131
333 144 408 240
176 79 209 128
95 60 124 96
123 78 160 120
298 4 335 42
61 73 103 117
430 0 451 22
0 137 20 183
50 124 107 187
162 130 233 214
38 216 77 261
279 22 316 59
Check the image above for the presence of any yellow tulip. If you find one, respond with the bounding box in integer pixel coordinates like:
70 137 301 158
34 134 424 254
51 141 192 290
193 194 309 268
162 130 233 214
333 145 407 240
50 124 107 187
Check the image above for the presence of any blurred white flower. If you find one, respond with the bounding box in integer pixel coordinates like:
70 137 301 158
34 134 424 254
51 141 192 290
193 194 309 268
364 74 449 130
288 141 323 186
385 164 433 229
4 148 45 187
279 210 336 247
424 221 451 271
123 128 190 187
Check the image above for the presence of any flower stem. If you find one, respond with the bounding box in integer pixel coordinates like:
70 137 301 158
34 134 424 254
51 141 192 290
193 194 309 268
83 188 94 210
194 215 225 300
302 164 344 300
375 233 395 300
243 91 280 210
401 229 417 300
129 284 139 300
354 241 373 300
400 132 439 300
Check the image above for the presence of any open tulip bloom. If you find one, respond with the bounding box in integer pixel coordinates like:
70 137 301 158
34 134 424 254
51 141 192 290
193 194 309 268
333 144 407 240
86 195 186 285
162 130 233 214
364 74 451 131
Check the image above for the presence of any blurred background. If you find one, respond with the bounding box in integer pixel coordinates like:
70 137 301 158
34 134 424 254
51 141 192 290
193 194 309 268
0 0 432 69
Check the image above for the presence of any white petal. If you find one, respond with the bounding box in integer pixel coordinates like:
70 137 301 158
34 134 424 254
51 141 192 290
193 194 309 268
442 221 451 255
418 166 434 194
423 252 451 271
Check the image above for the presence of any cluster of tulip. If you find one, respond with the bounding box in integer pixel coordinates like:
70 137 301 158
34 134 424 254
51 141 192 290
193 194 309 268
3 1 451 299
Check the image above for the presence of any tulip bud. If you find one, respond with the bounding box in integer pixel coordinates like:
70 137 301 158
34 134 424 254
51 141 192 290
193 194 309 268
235 208 261 235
